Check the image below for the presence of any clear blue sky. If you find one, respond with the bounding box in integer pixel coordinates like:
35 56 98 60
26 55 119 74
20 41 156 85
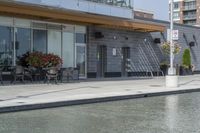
134 0 169 21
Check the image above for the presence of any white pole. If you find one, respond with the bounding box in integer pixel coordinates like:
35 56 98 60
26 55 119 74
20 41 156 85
166 0 178 88
169 0 174 75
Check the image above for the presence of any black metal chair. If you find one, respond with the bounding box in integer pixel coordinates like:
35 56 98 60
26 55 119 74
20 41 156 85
60 67 74 82
24 67 33 82
73 68 79 80
60 67 79 82
28 67 43 81
46 67 59 84
0 66 3 85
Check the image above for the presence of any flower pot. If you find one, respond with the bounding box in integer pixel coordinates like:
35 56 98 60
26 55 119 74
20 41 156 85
160 65 168 76
166 75 179 88
179 66 192 75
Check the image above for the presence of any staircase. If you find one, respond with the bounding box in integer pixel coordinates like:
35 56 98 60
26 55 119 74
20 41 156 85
142 39 164 76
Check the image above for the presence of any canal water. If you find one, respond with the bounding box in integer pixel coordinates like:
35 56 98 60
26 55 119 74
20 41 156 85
0 92 200 133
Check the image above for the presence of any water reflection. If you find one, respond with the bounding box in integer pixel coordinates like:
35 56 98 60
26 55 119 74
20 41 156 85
1 93 200 133
165 95 179 132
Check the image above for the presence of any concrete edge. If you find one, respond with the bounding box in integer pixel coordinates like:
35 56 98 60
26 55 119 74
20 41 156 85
0 88 200 114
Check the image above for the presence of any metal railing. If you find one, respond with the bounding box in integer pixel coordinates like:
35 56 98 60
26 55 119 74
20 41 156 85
183 15 196 20
183 5 196 10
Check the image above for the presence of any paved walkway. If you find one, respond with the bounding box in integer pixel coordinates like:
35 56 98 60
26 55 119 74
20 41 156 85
0 75 200 112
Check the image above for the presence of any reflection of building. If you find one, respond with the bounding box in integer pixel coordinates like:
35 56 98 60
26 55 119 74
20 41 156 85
169 0 200 26
0 0 200 79
85 0 132 8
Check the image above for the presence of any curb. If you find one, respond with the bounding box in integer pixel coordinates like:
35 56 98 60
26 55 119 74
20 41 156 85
0 88 200 114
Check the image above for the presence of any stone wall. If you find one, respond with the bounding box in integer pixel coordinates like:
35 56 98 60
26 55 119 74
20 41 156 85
87 21 200 78
151 21 200 71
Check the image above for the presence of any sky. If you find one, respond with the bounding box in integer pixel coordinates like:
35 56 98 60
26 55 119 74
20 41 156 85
134 0 169 21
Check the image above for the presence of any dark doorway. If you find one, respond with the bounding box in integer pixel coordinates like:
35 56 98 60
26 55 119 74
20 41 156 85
97 45 107 78
121 47 130 77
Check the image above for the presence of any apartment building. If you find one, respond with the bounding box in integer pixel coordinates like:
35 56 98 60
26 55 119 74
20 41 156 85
170 0 200 26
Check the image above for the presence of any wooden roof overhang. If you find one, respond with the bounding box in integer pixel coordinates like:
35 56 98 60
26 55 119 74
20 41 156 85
0 1 165 32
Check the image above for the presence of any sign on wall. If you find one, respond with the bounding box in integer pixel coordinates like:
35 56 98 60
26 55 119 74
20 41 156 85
112 48 117 56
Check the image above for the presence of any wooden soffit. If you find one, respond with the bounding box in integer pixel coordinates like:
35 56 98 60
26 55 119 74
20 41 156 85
0 1 165 32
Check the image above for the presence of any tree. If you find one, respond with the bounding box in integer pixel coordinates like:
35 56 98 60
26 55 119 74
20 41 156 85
182 49 191 69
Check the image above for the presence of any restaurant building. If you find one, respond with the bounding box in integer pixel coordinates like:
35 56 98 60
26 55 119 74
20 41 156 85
0 0 200 79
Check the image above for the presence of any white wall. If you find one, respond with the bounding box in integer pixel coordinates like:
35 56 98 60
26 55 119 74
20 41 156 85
14 0 133 19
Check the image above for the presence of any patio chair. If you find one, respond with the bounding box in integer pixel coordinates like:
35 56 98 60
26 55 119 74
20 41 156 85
28 67 43 81
46 67 59 84
73 68 79 80
60 67 74 82
24 67 33 82
60 67 80 82
0 66 3 84
11 65 25 84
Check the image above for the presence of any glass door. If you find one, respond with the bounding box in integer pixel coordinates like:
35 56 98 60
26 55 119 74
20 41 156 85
76 43 87 79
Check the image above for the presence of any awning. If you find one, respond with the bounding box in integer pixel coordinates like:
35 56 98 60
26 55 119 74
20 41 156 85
0 1 165 32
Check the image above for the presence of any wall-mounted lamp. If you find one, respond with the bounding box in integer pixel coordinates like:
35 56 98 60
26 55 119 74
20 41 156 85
154 38 161 43
125 36 128 40
189 42 195 47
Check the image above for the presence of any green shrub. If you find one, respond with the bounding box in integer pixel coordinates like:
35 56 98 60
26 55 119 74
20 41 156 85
182 49 191 69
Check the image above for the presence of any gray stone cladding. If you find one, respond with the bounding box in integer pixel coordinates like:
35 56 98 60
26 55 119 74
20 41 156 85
152 22 200 70
87 21 200 76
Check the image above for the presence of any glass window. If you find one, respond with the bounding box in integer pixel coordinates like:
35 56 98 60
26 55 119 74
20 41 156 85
32 22 47 29
75 26 86 33
174 2 179 9
48 30 62 57
62 32 74 68
0 26 13 66
15 28 31 63
0 16 13 26
47 24 62 30
173 12 180 19
62 24 74 32
33 29 47 53
76 33 86 43
15 19 31 28
76 44 86 78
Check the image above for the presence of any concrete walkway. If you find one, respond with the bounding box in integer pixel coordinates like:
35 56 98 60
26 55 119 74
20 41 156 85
0 75 200 113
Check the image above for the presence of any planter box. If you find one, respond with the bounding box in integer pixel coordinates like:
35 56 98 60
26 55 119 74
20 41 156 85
179 67 192 76
160 65 168 76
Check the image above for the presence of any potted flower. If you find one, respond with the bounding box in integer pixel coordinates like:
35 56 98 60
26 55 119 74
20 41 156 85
160 60 169 76
161 41 181 55
42 53 62 68
25 52 62 68
160 41 181 75
25 52 44 68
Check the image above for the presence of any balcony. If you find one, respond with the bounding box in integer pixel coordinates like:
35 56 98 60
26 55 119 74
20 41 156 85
12 0 133 19
183 15 196 20
183 5 196 11
183 20 196 25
